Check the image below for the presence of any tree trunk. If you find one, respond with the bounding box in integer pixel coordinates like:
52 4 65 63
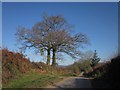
46 48 50 65
52 48 56 66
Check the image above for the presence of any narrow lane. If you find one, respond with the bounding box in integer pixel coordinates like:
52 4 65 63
46 77 92 88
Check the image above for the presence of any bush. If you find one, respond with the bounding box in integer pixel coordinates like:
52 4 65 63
86 55 120 88
66 60 93 76
2 48 45 84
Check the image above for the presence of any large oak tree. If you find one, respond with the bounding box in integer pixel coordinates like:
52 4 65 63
16 14 89 66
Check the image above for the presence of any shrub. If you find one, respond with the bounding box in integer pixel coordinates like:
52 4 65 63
2 48 40 84
86 55 120 88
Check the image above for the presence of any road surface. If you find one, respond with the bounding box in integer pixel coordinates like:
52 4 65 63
46 77 92 88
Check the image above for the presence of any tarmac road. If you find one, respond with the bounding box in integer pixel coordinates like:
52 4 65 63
46 77 92 88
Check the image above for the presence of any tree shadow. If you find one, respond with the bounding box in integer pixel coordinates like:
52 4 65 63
53 77 93 89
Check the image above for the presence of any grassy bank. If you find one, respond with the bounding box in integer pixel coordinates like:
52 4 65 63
3 71 63 88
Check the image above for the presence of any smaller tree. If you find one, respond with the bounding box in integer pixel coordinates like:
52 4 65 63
90 50 100 68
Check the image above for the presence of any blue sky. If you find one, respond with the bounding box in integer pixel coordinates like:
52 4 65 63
1 0 120 2
2 2 118 65
0 2 2 47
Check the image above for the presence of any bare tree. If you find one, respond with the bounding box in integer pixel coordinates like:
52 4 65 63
16 26 52 65
31 14 73 66
16 14 89 66
80 50 94 60
51 32 89 66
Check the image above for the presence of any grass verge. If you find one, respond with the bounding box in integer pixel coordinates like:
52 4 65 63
3 71 63 88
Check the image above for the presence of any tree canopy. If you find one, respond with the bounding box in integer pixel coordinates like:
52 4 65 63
16 14 89 66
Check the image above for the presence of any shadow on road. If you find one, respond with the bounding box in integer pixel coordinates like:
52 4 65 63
48 77 93 89
74 77 92 88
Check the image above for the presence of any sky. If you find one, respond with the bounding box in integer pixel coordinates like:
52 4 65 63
2 2 118 65
1 0 120 2
0 3 1 47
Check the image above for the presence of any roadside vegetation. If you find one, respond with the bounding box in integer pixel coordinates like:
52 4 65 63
1 48 120 88
3 71 63 88
1 48 99 88
1 48 78 88
85 55 120 88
